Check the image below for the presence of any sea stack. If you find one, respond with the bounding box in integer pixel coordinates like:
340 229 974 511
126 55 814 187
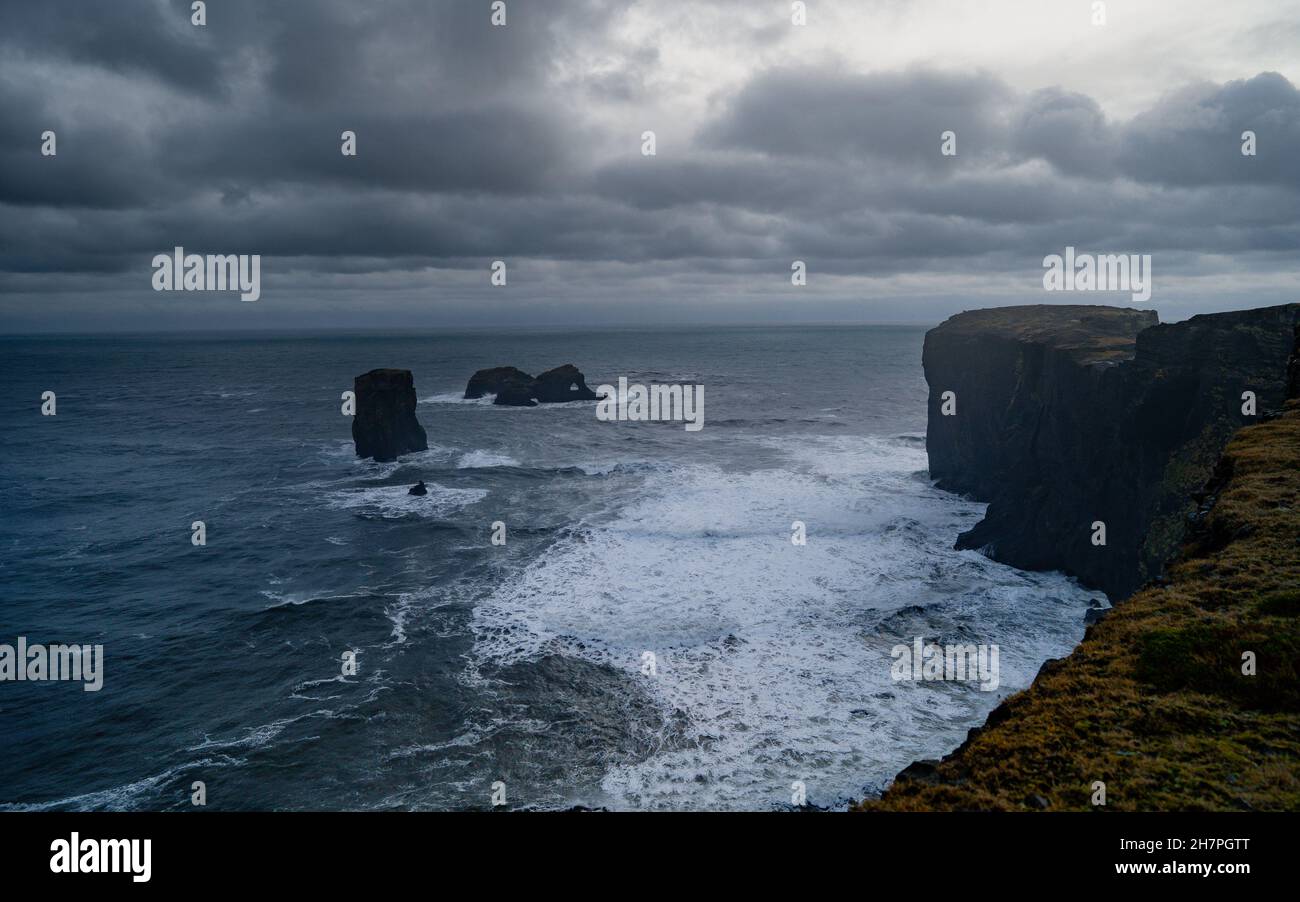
923 303 1300 600
463 363 603 406
351 368 429 462
529 364 602 403
464 366 534 400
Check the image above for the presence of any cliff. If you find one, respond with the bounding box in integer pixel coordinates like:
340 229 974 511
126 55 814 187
859 302 1300 811
865 392 1300 810
924 303 1300 600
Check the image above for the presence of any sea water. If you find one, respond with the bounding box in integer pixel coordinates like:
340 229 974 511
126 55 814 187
0 326 1101 810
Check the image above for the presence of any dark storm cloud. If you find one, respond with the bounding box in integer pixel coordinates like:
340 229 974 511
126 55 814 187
1012 72 1300 189
0 0 599 236
701 67 1016 167
1011 88 1116 179
0 80 168 209
586 65 1300 269
167 107 572 195
1116 72 1300 188
0 0 224 94
0 0 1297 325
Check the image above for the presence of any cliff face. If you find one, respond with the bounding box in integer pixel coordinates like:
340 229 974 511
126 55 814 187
924 303 1300 600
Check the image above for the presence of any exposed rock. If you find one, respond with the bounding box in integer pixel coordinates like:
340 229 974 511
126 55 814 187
408 481 428 496
465 366 534 400
463 363 603 406
924 303 1300 601
1084 607 1110 625
893 759 942 785
1289 320 1300 399
351 368 429 462
494 384 538 407
529 364 602 403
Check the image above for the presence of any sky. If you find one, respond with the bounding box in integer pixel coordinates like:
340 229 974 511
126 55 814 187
1 0 1298 332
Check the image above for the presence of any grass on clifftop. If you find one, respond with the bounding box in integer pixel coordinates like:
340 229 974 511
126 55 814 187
862 400 1300 811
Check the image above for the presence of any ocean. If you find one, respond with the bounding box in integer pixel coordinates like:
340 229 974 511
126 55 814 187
0 325 1102 810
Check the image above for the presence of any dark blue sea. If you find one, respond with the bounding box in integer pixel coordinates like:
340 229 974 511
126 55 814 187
0 326 1101 810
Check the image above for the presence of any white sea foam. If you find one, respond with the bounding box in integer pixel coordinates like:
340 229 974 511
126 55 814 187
382 585 458 644
575 459 668 477
0 757 240 812
456 450 521 469
419 392 597 412
260 589 372 609
420 392 495 406
326 484 487 519
470 433 1102 810
315 441 457 474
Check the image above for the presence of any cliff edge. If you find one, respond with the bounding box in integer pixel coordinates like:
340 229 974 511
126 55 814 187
925 303 1300 600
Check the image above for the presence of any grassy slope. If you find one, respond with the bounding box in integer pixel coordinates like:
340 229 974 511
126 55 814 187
863 400 1300 811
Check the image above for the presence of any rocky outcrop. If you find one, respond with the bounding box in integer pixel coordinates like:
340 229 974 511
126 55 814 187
351 368 428 462
924 303 1300 601
529 364 601 403
463 363 603 406
464 366 533 400
493 384 537 407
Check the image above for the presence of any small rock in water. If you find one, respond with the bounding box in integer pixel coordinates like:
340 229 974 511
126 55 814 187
408 481 428 496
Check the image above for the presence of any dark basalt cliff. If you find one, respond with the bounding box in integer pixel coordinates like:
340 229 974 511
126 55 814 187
860 304 1300 811
924 303 1300 601
352 368 428 462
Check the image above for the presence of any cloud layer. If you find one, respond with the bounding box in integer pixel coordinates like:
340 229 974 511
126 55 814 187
1 0 1297 330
